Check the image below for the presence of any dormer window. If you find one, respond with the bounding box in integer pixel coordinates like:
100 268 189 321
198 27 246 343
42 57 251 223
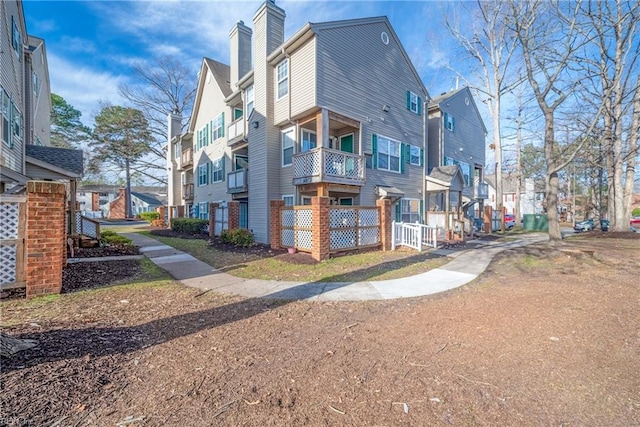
276 59 289 100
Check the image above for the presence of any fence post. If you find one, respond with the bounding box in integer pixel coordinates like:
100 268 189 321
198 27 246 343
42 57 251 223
209 202 219 238
376 199 392 251
311 196 330 261
270 200 284 250
25 181 66 298
227 201 240 229
391 220 396 250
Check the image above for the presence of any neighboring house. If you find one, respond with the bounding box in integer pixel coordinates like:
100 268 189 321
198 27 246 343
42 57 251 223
485 172 545 216
77 185 167 218
168 1 429 244
426 87 487 216
130 191 166 216
107 186 167 219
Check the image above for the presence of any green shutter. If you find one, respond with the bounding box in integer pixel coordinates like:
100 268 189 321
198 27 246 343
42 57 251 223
406 91 411 110
372 134 378 169
221 113 225 137
395 202 401 222
400 143 407 174
420 148 424 167
417 96 422 115
221 156 225 181
420 200 424 223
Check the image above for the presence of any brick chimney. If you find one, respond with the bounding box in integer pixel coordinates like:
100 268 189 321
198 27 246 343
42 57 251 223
229 20 252 89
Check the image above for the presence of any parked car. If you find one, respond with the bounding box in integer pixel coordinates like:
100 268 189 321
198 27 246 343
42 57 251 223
574 218 595 232
600 219 609 231
631 216 640 226
504 214 515 229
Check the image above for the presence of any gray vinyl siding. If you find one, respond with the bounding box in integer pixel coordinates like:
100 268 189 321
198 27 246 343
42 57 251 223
274 37 316 125
248 3 285 244
30 41 51 146
315 22 425 205
427 111 442 171
1 0 26 174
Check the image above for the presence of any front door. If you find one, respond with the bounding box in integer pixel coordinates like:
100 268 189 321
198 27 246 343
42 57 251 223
339 134 355 176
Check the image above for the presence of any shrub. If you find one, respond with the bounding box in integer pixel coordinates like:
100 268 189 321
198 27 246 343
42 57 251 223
220 228 254 247
171 218 208 234
632 207 640 217
139 211 160 223
100 230 133 246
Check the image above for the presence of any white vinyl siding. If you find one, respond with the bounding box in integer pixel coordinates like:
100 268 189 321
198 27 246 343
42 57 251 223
276 59 289 99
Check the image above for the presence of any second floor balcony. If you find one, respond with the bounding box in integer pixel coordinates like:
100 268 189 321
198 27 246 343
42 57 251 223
227 169 248 194
292 147 365 187
183 183 194 200
180 148 193 170
227 118 246 147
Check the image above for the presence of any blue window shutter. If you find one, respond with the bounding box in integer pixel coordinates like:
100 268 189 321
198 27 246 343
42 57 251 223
406 91 411 110
400 143 407 174
444 112 448 128
221 113 225 137
194 204 199 218
420 148 424 167
372 134 378 169
221 156 225 181
417 97 422 115
395 202 401 222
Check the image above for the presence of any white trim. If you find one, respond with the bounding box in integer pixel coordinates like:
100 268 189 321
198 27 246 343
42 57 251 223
276 59 289 100
281 126 295 167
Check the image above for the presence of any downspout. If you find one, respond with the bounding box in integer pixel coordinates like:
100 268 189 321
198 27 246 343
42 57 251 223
422 97 428 224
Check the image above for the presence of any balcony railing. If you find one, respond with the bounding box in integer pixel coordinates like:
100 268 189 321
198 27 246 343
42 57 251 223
227 119 245 146
293 147 365 186
227 169 248 194
180 148 193 170
475 182 489 199
183 183 194 200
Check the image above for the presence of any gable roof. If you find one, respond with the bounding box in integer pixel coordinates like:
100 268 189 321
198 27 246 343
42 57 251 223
25 145 83 178
189 58 231 132
267 16 429 99
429 87 487 135
425 165 465 192
131 191 166 206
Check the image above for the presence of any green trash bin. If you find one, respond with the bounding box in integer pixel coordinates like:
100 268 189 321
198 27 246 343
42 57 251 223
523 214 548 231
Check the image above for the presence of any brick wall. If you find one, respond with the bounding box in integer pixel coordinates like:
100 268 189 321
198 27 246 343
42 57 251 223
209 202 219 238
228 201 240 230
270 200 284 250
91 192 99 211
25 181 66 298
311 196 331 261
376 199 392 251
109 188 127 219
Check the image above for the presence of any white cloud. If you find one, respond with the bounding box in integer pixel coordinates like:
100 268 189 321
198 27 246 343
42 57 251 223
59 36 96 54
47 53 126 125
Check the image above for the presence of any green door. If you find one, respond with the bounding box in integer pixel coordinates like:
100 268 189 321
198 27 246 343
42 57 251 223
340 134 355 176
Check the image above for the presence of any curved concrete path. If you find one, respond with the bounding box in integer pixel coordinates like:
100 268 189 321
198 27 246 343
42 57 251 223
124 233 547 301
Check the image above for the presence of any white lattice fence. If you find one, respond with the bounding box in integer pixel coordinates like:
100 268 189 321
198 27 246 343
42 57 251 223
0 196 26 288
281 208 313 250
329 207 380 251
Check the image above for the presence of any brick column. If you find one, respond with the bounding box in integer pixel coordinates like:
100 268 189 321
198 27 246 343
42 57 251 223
227 201 240 229
25 181 66 298
311 196 330 261
157 206 166 221
209 202 219 238
176 205 185 218
376 198 392 251
270 200 284 250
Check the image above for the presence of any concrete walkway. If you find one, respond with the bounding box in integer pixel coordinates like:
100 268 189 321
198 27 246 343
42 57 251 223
123 233 547 301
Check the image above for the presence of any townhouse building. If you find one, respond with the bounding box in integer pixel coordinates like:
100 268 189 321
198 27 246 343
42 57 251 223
168 0 431 245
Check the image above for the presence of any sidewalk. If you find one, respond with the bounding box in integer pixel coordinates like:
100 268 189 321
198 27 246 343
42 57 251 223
123 233 547 301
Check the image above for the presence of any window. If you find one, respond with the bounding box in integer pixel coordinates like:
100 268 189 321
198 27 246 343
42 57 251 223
12 104 22 140
409 145 422 166
276 59 289 99
246 85 254 117
212 113 224 140
234 108 243 120
211 157 225 183
282 195 294 206
198 163 209 186
198 202 209 220
1 90 10 147
301 129 317 152
12 17 22 55
197 126 207 150
301 196 312 205
339 198 353 206
282 127 295 166
33 72 39 96
444 112 455 132
400 198 421 223
406 91 421 114
376 135 401 173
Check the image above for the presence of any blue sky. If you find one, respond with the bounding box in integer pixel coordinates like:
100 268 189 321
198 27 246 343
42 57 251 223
23 0 469 127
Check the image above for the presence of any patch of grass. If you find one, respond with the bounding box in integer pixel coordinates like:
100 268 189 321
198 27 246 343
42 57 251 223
143 233 450 282
102 223 150 234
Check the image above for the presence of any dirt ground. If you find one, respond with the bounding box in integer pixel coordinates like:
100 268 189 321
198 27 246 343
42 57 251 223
1 232 639 426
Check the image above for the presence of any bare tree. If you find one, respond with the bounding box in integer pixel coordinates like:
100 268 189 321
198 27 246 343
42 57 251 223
445 0 521 221
119 56 197 185
583 1 640 231
625 75 640 219
507 0 609 242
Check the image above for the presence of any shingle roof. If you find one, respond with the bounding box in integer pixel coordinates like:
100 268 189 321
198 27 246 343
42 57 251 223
428 87 466 107
204 58 232 98
131 191 166 206
25 145 83 176
428 165 460 184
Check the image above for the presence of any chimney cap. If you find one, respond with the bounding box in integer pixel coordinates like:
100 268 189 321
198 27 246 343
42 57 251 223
238 20 244 25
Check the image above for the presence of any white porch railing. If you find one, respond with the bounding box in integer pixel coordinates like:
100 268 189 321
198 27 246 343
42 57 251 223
227 119 245 144
392 221 438 251
292 147 365 186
